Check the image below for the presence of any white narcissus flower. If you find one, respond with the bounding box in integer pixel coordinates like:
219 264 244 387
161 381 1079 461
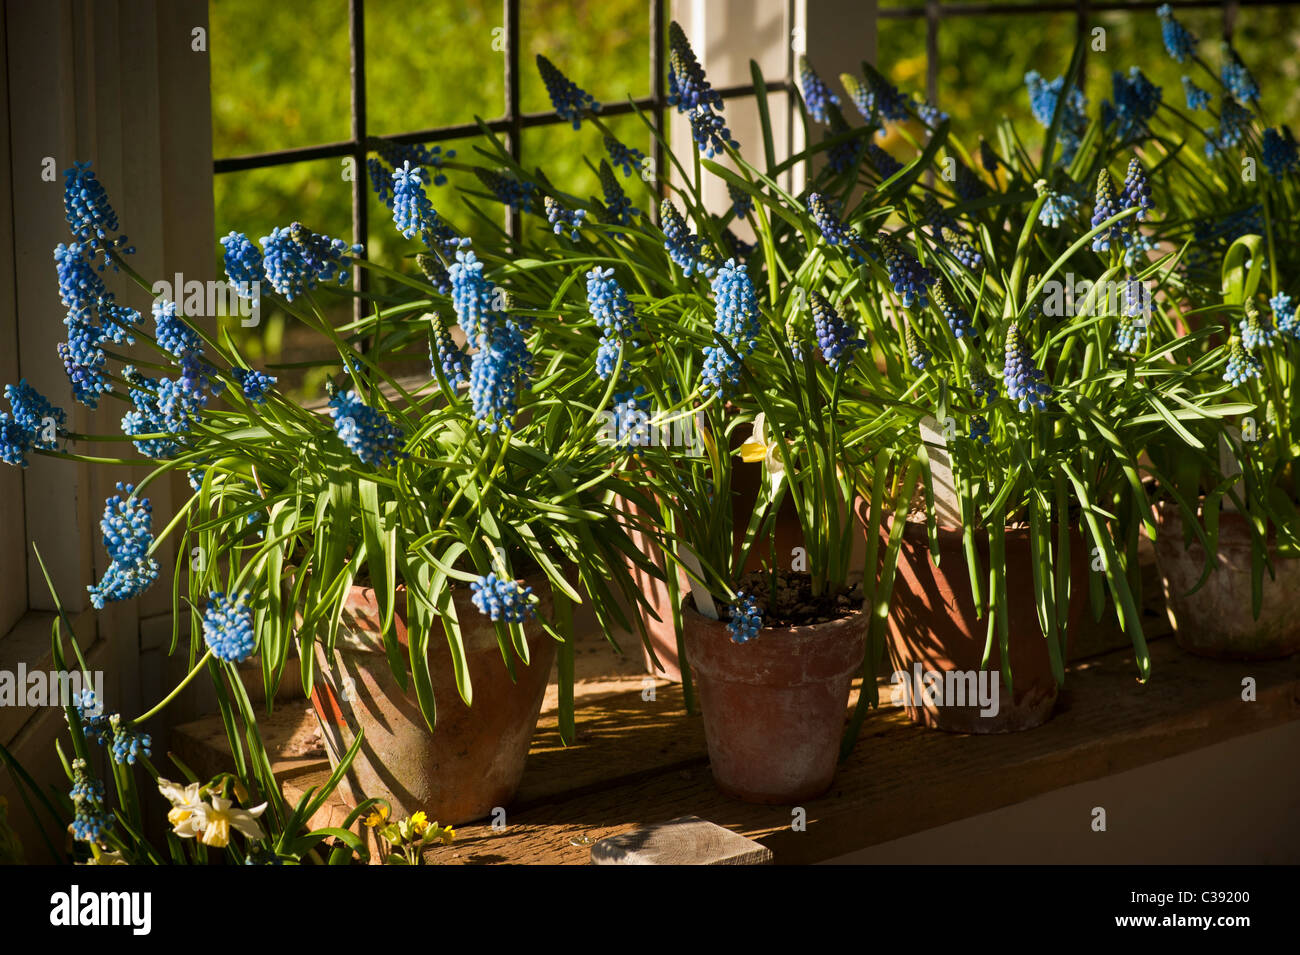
739 412 785 492
157 778 206 839
199 796 267 849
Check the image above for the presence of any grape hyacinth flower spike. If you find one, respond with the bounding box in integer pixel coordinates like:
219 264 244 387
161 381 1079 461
87 483 160 609
1003 323 1051 412
700 258 760 398
1239 301 1276 351
808 291 865 371
1122 158 1154 221
203 591 255 663
799 56 839 124
1157 4 1198 63
1091 169 1125 252
328 389 408 467
536 54 600 128
881 235 935 309
905 326 930 371
1182 76 1211 111
933 283 974 340
1223 337 1262 387
544 196 586 240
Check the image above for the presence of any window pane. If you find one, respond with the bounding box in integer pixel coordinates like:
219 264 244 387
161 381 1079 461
365 0 505 136
210 0 351 155
521 0 649 115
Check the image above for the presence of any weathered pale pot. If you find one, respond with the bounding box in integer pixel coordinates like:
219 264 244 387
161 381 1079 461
683 602 866 804
879 517 1089 734
1151 502 1300 660
309 581 555 825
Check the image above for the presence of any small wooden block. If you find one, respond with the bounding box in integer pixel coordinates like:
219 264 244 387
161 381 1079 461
590 815 773 865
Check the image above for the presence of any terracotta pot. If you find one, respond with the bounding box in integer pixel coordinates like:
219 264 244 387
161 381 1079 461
620 466 805 683
309 581 555 825
1151 501 1300 660
880 518 1089 733
683 602 866 803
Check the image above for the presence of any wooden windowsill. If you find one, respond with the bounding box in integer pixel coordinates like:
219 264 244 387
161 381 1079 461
172 626 1300 865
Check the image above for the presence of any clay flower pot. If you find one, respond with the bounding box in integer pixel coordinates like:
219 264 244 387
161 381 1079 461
620 464 804 683
309 580 555 825
682 602 866 804
880 518 1089 733
1151 501 1300 660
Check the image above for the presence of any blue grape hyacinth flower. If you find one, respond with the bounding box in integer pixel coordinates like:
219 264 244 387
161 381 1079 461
807 192 857 250
202 591 255 663
1239 302 1276 351
1003 323 1051 412
153 299 203 359
941 227 983 271
428 312 469 387
220 231 263 297
1223 338 1262 386
808 291 865 371
1122 158 1155 221
1261 127 1300 178
1220 43 1259 106
933 284 974 340
905 326 930 371
881 236 935 309
1037 186 1079 229
474 168 537 214
70 759 112 844
701 258 760 398
536 54 601 129
799 56 839 124
1091 169 1126 252
726 591 763 644
392 160 436 240
87 483 160 609
667 22 737 157
1182 76 1211 111
1270 292 1297 339
841 73 874 122
231 367 276 404
1157 4 1198 63
261 223 362 301
63 161 134 268
969 414 991 445
0 380 66 467
660 199 714 278
471 573 537 623
604 136 646 178
544 196 586 240
599 162 637 225
328 390 407 467
587 266 639 381
866 143 903 179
